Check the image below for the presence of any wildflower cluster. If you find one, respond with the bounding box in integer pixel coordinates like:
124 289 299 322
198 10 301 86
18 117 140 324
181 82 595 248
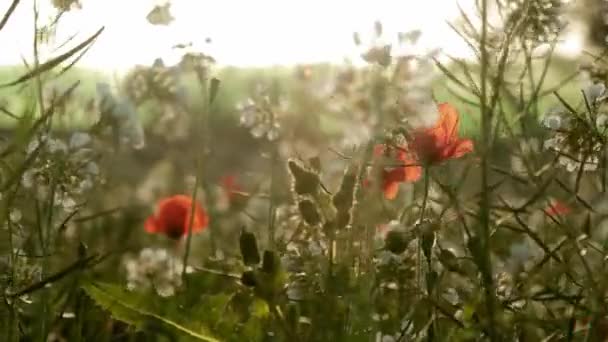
542 83 608 172
123 247 190 297
22 132 99 211
95 82 145 149
341 23 438 127
499 0 568 43
122 58 187 106
236 84 286 141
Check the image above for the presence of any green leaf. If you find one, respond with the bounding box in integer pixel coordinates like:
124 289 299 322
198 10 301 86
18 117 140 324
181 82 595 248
250 298 270 319
0 27 104 88
82 281 221 342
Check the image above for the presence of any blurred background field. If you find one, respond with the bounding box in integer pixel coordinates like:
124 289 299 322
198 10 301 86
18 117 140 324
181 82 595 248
4 0 608 341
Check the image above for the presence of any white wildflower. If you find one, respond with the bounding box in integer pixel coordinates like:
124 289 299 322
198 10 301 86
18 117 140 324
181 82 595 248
62 197 77 211
9 209 21 223
85 162 99 176
597 114 608 130
251 122 268 138
47 139 68 154
77 179 93 193
123 248 184 297
69 132 91 149
22 169 36 188
26 135 47 155
542 114 562 130
584 83 607 105
266 122 281 141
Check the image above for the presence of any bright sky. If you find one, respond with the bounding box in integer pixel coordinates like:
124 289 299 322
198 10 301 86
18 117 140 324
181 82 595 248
0 0 583 73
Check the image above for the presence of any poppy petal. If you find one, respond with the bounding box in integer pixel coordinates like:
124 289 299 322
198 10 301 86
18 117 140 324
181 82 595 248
144 216 160 233
447 138 474 160
398 151 423 182
146 194 209 239
192 204 209 231
433 103 460 145
403 164 423 182
383 178 401 199
373 144 386 157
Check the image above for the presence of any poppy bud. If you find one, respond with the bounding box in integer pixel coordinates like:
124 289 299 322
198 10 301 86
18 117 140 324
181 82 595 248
426 270 438 292
421 231 435 261
384 230 409 254
262 251 281 275
239 229 261 266
353 32 361 46
374 21 383 37
298 199 321 226
78 242 88 259
253 258 286 302
308 156 322 173
241 270 257 287
287 159 320 196
335 211 351 230
332 164 359 212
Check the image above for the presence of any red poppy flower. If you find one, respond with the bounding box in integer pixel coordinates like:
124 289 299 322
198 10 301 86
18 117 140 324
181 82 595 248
145 195 209 239
220 175 241 201
375 103 473 199
409 103 474 165
373 143 422 199
544 200 571 217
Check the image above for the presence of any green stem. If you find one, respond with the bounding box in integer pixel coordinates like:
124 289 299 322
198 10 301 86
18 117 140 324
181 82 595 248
417 168 430 295
419 169 434 341
199 73 218 257
479 0 497 339
267 145 278 249
272 304 299 342
182 158 201 281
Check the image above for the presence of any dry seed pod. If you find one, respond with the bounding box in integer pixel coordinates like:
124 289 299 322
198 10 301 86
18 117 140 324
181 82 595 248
298 198 321 226
287 159 320 196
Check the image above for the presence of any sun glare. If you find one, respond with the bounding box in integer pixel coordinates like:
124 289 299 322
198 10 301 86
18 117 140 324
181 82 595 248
0 0 489 72
0 0 584 73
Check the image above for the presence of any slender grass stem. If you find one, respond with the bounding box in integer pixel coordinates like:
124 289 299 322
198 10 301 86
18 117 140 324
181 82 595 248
267 144 278 249
418 168 432 340
199 72 218 257
182 158 201 281
479 0 497 339
417 168 430 296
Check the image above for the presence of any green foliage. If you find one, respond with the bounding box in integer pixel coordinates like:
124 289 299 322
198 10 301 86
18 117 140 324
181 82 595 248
82 281 221 341
4 0 608 341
